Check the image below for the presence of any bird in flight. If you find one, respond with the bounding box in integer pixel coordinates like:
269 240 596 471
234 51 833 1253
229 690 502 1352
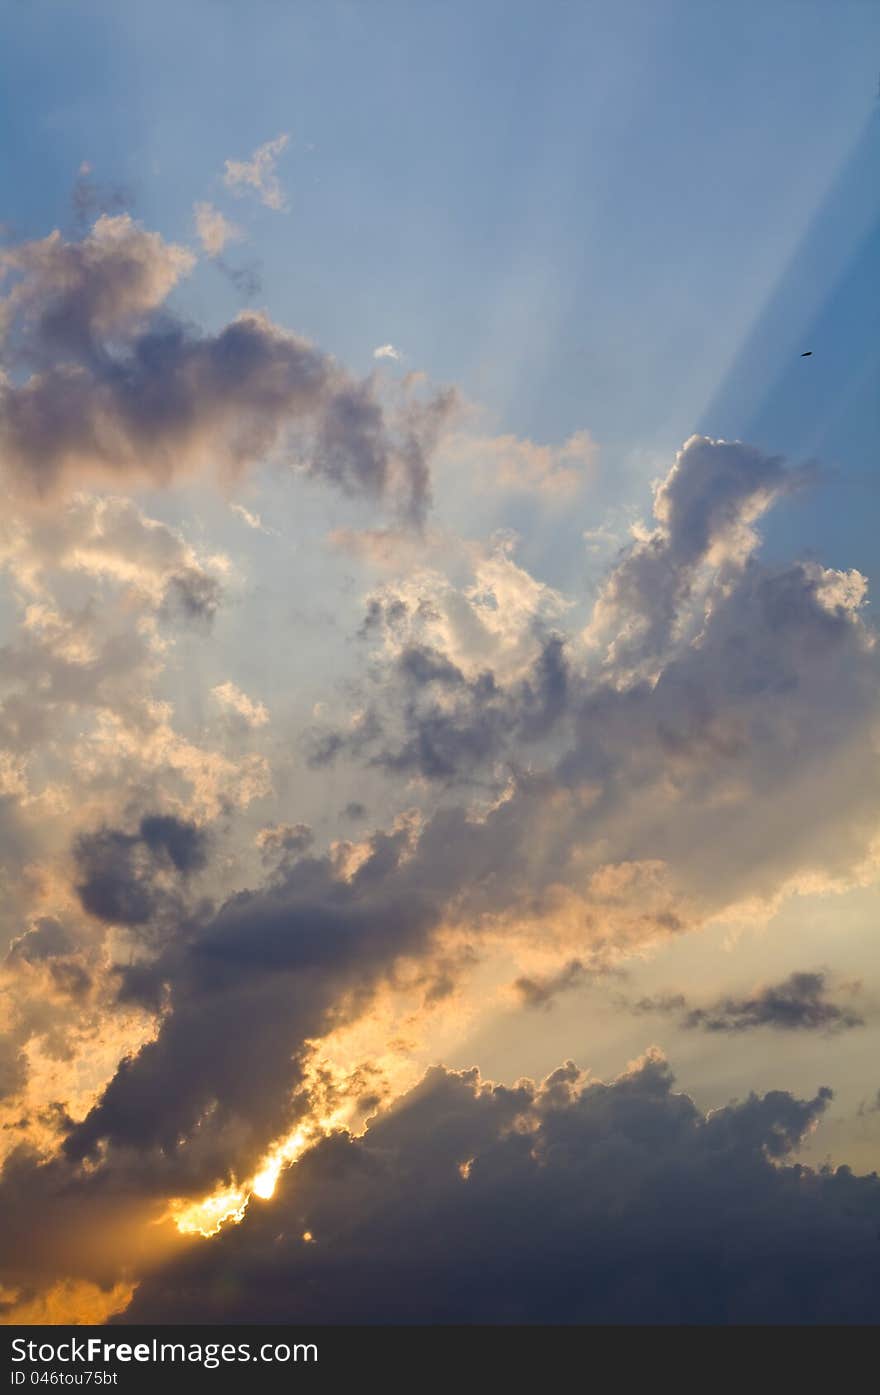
801 351 812 357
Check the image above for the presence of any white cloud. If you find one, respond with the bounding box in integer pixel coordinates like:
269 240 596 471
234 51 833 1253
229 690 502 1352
373 344 402 361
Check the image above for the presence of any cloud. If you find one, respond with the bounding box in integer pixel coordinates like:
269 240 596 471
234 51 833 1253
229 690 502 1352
0 1279 133 1326
54 532 879 1189
229 503 266 531
0 494 225 622
314 437 880 918
631 971 865 1035
256 822 314 867
61 815 439 1189
222 134 289 211
585 434 800 675
115 1051 880 1325
0 1034 27 1099
513 958 599 1009
373 344 402 361
193 204 260 299
308 536 572 781
443 427 598 499
74 813 208 929
0 217 455 524
212 681 269 729
0 214 194 354
858 1089 880 1116
193 202 243 258
2 428 880 1314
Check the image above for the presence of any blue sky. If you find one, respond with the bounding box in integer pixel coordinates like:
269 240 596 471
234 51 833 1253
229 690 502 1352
5 0 877 598
5 5 876 433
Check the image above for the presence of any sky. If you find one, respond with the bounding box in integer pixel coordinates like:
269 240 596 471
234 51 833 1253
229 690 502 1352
1 0 880 1326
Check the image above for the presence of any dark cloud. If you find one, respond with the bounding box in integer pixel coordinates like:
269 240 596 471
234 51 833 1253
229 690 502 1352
513 959 591 1009
256 822 314 869
628 973 864 1035
117 1054 880 1325
6 916 75 964
62 821 442 1188
309 633 569 783
55 784 573 1197
683 972 864 1034
74 814 208 928
138 815 209 875
4 913 99 1002
160 568 222 625
0 218 455 524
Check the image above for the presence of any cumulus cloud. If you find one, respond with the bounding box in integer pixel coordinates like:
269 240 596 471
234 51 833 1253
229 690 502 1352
2 428 880 1318
54 437 873 1202
309 536 572 781
585 434 799 675
51 522 880 1193
0 216 455 524
0 214 194 354
0 494 225 621
0 539 271 1173
373 344 401 361
115 1052 880 1325
313 438 880 921
222 134 289 211
0 476 269 1151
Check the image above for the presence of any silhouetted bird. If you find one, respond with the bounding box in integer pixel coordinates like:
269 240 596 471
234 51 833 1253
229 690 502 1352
801 351 813 357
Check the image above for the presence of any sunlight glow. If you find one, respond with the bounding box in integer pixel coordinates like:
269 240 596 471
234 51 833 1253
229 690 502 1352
170 1185 249 1238
169 1113 348 1239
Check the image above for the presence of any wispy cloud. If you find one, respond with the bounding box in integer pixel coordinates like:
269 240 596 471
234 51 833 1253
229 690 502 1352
223 134 289 211
193 201 243 257
212 680 270 729
229 502 276 535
